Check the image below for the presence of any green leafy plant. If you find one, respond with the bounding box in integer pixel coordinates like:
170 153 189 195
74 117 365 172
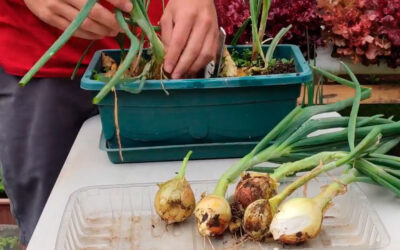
0 236 18 250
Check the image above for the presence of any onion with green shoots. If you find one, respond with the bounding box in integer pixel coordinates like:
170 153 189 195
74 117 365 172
242 127 381 241
268 142 400 244
154 151 195 224
270 168 360 244
241 64 369 241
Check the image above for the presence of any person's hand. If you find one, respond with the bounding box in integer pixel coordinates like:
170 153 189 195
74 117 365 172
160 0 219 79
24 0 133 40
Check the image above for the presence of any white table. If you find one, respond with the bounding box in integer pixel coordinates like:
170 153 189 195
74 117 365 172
28 116 400 250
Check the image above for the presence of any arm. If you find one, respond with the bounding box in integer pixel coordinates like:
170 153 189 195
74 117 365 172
24 0 133 40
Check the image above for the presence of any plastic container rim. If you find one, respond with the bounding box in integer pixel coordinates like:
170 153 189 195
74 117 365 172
81 44 312 91
55 178 390 250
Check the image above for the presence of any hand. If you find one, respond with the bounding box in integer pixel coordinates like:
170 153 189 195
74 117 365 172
161 0 219 79
24 0 133 40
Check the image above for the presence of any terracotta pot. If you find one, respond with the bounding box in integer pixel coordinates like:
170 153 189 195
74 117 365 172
0 199 16 225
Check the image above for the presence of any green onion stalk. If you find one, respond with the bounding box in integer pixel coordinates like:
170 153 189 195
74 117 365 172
263 24 292 69
241 128 381 241
250 0 271 62
131 0 164 66
93 1 165 103
249 0 265 63
356 158 400 197
93 9 140 104
248 0 292 70
19 0 165 104
19 0 98 86
269 168 361 244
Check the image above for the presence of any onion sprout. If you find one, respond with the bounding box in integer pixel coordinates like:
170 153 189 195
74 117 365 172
93 9 140 104
19 0 98 85
154 151 196 224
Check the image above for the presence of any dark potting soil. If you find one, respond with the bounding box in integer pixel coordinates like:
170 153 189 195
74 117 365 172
267 61 296 74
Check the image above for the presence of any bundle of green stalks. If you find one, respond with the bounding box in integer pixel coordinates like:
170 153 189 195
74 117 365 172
221 0 292 77
19 0 164 104
193 63 400 239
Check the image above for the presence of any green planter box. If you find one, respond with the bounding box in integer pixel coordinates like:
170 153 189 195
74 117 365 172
82 45 311 163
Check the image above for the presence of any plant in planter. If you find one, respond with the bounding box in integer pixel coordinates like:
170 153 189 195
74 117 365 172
18 0 311 163
215 0 323 59
217 0 297 77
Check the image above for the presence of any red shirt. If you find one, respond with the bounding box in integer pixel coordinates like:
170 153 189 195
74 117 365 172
0 0 164 78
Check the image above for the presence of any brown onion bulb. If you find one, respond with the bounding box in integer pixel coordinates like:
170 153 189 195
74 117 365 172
154 151 195 224
154 177 195 224
243 199 273 241
234 172 277 209
194 195 232 236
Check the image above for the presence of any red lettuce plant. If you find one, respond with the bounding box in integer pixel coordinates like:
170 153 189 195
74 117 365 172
318 0 400 67
267 0 323 54
214 0 251 44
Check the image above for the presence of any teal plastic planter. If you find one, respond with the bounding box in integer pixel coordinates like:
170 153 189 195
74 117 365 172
82 45 311 163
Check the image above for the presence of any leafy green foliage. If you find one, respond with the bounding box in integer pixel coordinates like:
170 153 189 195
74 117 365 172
231 48 264 67
0 168 5 194
281 58 294 64
0 236 18 249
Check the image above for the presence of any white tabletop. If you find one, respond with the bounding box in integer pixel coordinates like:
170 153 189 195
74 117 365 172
28 115 400 250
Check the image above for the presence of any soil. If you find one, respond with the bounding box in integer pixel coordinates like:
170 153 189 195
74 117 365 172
99 51 296 80
267 61 296 74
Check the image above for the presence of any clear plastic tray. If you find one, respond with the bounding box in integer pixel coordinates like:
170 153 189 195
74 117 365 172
56 178 390 249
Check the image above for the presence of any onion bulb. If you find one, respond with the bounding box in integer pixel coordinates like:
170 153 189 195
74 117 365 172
242 199 273 241
270 169 357 244
234 172 277 209
269 198 322 244
228 201 244 233
154 151 195 224
194 195 232 236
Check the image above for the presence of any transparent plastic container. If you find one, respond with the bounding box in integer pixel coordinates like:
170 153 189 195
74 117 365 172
56 178 390 249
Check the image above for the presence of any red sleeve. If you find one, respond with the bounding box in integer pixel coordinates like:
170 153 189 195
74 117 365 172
0 0 166 78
